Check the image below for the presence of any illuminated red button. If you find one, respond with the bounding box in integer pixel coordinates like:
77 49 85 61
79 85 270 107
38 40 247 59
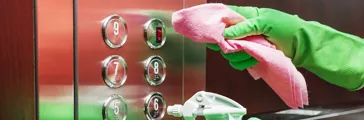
144 18 166 49
156 27 162 43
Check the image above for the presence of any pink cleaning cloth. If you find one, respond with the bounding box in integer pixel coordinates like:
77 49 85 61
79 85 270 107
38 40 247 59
172 3 308 109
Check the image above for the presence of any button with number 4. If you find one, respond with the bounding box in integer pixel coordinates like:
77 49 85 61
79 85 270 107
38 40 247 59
144 92 166 120
103 94 128 120
102 55 127 88
144 55 166 86
102 14 128 49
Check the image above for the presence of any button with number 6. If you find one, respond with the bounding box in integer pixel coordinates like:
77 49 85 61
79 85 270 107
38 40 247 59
144 92 166 120
102 14 128 49
144 55 166 86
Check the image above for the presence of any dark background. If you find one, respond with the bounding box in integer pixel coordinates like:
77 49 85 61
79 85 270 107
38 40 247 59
206 0 364 115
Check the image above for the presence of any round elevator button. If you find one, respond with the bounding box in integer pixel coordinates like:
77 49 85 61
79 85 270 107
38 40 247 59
102 55 127 88
144 55 166 86
102 14 128 49
144 92 166 120
143 18 166 49
102 94 128 120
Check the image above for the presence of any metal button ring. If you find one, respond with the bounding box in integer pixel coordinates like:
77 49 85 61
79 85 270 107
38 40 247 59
144 55 166 86
102 94 128 120
102 55 127 88
143 18 167 49
102 14 128 49
144 92 166 120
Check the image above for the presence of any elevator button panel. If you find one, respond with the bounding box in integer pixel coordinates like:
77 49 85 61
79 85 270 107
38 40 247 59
144 18 166 49
102 55 127 88
102 14 128 49
144 55 166 86
103 94 128 120
144 92 166 120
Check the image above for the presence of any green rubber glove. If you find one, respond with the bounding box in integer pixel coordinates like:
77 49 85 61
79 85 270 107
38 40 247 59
223 5 364 91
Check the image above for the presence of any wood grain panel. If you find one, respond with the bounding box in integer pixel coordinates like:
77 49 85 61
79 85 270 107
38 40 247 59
0 0 35 119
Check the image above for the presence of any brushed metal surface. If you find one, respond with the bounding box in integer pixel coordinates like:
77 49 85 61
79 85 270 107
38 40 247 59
36 0 206 119
76 0 207 119
36 0 74 119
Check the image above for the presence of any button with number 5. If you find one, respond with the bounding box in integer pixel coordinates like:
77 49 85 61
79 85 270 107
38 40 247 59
102 14 128 49
144 55 166 86
144 92 166 120
103 94 128 120
102 55 127 88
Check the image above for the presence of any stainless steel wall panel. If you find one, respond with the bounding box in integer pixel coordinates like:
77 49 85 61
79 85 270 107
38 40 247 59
37 0 75 119
76 0 188 119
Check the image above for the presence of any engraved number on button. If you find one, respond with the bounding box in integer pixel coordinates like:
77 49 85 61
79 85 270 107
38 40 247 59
153 62 160 81
113 61 119 82
153 62 159 74
114 101 120 115
153 98 159 111
114 22 119 36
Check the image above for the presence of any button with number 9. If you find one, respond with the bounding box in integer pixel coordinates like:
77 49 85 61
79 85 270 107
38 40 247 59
102 14 128 49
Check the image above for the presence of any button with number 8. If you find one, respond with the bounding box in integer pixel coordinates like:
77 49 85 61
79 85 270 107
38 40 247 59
144 92 166 120
144 55 166 86
102 14 128 49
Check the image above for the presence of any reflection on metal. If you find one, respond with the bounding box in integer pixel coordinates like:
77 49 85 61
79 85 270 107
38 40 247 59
275 109 322 116
37 0 74 119
102 14 128 49
144 55 166 86
144 92 167 120
36 0 206 119
144 18 166 49
77 0 205 119
102 55 127 88
102 94 128 120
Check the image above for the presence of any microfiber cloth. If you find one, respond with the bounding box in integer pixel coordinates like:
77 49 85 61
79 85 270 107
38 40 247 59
172 3 308 109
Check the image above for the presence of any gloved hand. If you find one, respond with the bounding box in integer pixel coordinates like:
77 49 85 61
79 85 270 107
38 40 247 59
213 5 364 91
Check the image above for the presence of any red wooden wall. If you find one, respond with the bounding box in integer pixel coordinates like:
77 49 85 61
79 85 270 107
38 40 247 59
0 0 36 119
